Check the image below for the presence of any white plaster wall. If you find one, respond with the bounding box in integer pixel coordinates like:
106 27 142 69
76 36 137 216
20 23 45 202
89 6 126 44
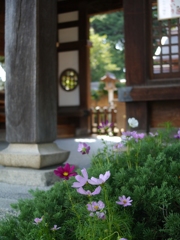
58 51 80 106
58 11 78 23
57 11 80 107
58 27 78 43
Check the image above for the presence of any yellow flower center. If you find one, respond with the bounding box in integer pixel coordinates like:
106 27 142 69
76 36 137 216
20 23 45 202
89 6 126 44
63 172 68 176
94 205 99 210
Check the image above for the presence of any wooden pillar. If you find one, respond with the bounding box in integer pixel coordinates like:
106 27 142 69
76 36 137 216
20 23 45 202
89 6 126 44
78 0 91 130
0 0 5 56
0 0 69 169
123 0 149 132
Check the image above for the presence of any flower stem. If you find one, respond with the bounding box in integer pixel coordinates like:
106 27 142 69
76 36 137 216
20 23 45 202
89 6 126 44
102 231 120 240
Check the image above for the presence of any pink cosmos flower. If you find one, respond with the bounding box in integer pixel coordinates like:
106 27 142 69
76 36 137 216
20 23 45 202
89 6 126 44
54 163 77 180
98 120 113 131
89 211 106 219
72 168 89 188
77 186 101 196
78 142 90 154
87 200 105 212
121 132 133 143
34 217 43 224
122 131 132 137
119 238 128 240
88 171 110 185
96 211 106 219
51 225 61 231
174 129 180 139
113 142 124 150
149 132 158 137
116 195 133 207
131 132 145 142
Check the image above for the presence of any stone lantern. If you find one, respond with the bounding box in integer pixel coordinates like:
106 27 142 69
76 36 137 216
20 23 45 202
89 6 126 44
100 72 118 106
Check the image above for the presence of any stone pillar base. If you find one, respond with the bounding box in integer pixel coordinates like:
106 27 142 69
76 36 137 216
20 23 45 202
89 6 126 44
0 165 62 186
0 143 70 169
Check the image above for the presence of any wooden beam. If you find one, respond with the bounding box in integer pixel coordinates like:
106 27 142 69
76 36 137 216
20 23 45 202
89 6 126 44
57 41 79 51
57 1 78 13
57 40 91 52
87 0 123 15
131 85 180 101
119 84 180 102
57 20 79 29
57 0 123 15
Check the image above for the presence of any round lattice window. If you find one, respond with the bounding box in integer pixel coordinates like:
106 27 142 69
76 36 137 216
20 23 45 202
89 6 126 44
59 69 79 91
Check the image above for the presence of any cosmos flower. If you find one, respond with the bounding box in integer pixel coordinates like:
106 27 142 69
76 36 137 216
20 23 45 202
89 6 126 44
87 200 105 212
78 142 90 154
149 132 158 137
122 131 132 137
77 186 101 196
116 195 133 207
51 225 61 231
174 129 180 139
54 163 77 180
131 131 145 142
128 117 138 128
95 211 106 219
34 217 43 224
72 168 89 188
88 171 110 185
113 142 124 150
98 120 113 132
89 211 106 219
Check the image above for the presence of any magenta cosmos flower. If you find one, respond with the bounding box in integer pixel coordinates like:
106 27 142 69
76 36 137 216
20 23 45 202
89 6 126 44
116 195 133 207
88 171 110 185
72 168 89 188
54 163 77 180
77 186 101 196
78 142 90 154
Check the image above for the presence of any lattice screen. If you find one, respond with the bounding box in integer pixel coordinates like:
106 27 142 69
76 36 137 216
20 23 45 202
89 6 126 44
151 4 180 77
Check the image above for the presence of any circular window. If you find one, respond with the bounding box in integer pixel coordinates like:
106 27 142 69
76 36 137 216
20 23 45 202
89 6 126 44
59 69 79 91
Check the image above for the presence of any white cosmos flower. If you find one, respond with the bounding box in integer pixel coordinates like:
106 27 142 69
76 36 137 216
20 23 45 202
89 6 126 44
128 118 138 128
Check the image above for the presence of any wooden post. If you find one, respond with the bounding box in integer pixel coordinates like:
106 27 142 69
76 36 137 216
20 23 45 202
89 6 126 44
124 0 149 132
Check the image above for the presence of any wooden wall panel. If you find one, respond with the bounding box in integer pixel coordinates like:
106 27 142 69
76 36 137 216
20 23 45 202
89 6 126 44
126 102 149 132
150 101 180 128
124 0 149 86
123 0 150 132
0 0 5 56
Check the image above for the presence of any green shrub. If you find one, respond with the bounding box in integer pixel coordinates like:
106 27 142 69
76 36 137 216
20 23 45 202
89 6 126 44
0 126 180 240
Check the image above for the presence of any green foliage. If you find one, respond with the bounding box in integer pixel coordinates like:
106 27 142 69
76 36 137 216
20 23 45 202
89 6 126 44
90 28 120 82
90 12 125 80
0 56 5 63
0 126 180 239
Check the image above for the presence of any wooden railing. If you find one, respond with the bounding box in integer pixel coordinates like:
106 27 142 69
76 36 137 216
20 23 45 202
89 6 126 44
89 106 119 135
